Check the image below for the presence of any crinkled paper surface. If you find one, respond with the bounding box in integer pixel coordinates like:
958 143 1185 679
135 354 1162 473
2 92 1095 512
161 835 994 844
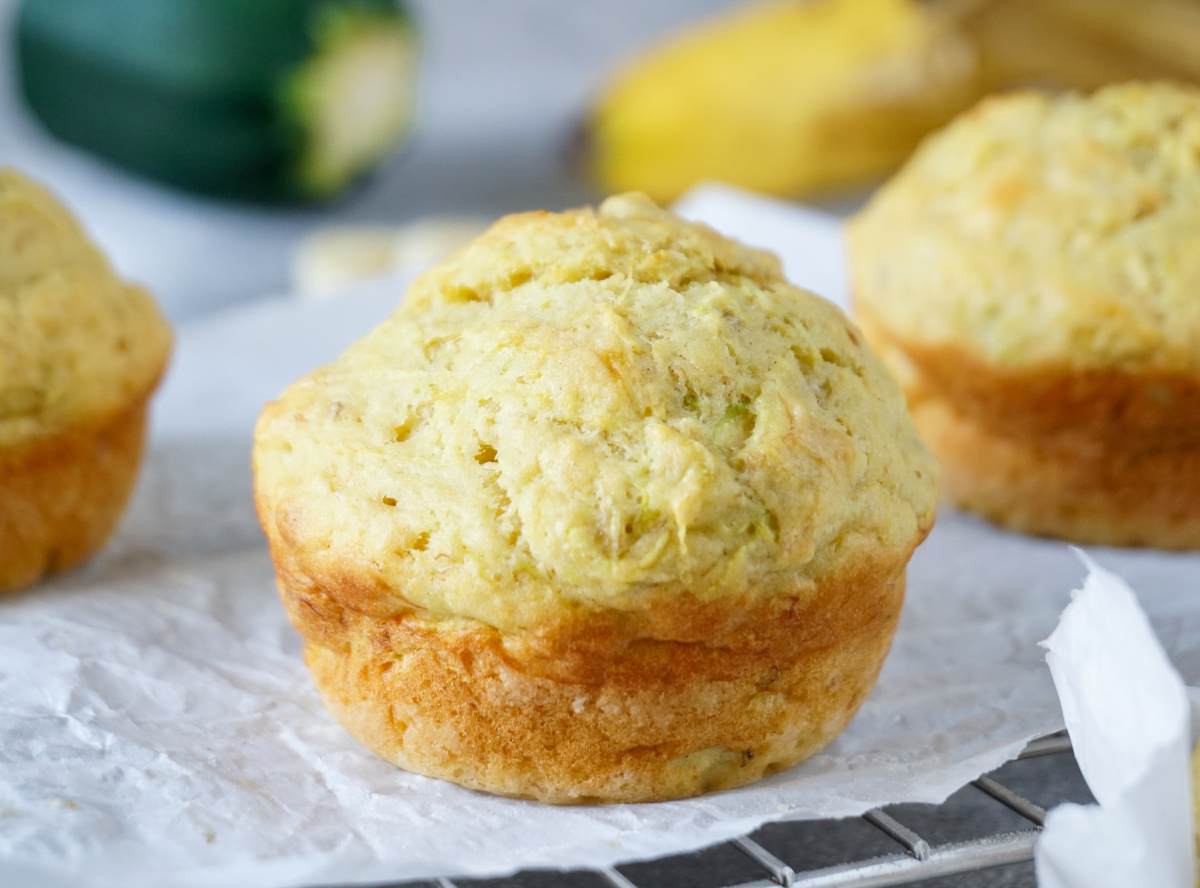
1036 558 1196 888
2 188 1199 888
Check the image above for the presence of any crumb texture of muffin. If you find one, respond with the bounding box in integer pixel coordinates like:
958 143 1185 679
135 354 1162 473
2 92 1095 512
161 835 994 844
850 83 1200 547
0 169 171 591
255 193 937 802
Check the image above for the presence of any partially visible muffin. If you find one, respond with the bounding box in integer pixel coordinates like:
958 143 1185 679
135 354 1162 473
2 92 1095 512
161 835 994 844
254 193 937 803
850 83 1200 547
1192 742 1200 867
0 170 171 591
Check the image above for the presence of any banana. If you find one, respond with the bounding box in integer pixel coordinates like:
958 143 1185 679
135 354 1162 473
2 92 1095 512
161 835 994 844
964 0 1200 90
585 0 1200 202
585 0 982 202
292 218 487 298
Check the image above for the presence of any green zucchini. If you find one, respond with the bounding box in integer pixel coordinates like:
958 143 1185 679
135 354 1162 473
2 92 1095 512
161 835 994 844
16 0 418 203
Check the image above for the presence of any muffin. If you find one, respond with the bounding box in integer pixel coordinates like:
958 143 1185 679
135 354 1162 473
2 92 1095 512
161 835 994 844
850 83 1200 548
254 194 937 803
0 170 171 591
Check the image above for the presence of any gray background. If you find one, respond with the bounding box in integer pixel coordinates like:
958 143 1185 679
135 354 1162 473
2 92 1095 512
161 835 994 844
1 0 736 317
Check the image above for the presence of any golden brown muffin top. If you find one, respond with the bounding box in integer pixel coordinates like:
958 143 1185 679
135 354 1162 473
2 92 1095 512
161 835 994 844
850 82 1200 373
0 170 171 450
254 194 936 632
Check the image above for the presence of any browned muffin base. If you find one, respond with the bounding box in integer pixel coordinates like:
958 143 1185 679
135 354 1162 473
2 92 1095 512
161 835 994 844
0 400 150 592
913 395 1200 548
275 560 908 803
853 309 1200 548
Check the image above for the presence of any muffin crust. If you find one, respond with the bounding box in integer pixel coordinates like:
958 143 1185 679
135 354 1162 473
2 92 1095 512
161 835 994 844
256 194 937 801
851 83 1200 374
0 170 170 590
850 84 1200 547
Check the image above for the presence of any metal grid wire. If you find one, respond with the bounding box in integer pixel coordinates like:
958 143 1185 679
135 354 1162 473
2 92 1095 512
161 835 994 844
427 732 1072 888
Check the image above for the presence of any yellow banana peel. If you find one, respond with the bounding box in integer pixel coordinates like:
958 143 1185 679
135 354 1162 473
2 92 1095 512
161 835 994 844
587 0 982 201
586 0 1200 201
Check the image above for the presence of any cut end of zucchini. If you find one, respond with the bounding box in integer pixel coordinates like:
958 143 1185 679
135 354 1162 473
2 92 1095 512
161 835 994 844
288 11 418 198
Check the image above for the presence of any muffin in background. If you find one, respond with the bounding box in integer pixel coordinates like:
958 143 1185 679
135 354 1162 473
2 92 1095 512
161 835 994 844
850 83 1200 548
0 170 171 591
254 193 937 803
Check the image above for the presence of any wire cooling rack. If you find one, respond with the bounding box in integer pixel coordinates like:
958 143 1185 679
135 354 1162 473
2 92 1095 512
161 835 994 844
404 732 1075 888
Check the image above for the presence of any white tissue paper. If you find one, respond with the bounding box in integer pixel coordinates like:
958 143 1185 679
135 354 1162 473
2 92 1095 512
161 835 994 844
1036 555 1197 888
3 185 1200 888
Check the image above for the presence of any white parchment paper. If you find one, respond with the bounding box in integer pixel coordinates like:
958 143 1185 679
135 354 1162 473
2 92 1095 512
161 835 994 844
2 188 1199 887
1036 557 1196 888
